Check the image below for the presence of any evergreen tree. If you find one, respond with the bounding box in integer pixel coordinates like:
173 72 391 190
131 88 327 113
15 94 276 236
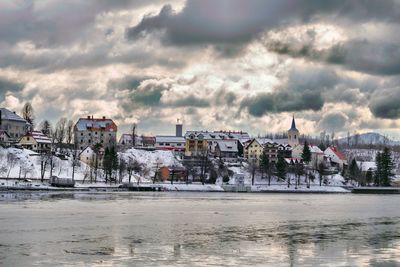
374 152 382 186
365 169 373 186
301 141 312 164
259 152 269 180
349 158 360 185
110 146 119 183
276 155 287 181
103 147 111 183
380 147 394 186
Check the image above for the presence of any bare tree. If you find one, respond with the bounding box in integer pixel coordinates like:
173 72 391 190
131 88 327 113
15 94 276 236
6 153 19 179
131 123 136 148
247 160 258 186
40 120 52 135
22 102 34 128
66 120 74 145
55 117 67 151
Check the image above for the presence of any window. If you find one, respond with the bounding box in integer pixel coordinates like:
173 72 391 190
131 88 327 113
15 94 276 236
81 133 83 136
81 139 83 143
165 143 170 146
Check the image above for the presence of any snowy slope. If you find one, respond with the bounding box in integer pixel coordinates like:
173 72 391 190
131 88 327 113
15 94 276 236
337 132 400 146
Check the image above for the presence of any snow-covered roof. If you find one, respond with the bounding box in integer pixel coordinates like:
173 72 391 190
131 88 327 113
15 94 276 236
216 140 238 153
184 130 249 141
310 145 323 154
28 131 51 144
0 108 27 123
75 117 117 132
326 146 346 160
156 135 185 143
356 161 376 172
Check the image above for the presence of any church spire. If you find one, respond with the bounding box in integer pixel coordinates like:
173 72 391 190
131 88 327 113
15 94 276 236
290 115 297 131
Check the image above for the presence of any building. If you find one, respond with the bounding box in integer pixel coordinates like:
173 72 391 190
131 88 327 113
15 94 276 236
155 136 185 153
184 132 208 157
0 108 30 143
245 138 280 163
18 131 51 153
288 116 300 147
292 144 325 167
184 130 250 157
74 116 117 150
324 146 347 170
158 165 186 181
0 130 11 146
215 140 239 160
79 146 105 168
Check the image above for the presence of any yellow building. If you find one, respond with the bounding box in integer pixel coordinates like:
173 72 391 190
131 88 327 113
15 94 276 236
245 138 278 164
18 131 51 153
185 132 208 157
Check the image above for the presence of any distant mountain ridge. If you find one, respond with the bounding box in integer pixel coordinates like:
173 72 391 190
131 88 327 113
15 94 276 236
337 132 400 146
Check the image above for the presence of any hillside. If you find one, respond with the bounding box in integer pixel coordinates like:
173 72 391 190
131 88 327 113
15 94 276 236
337 132 400 146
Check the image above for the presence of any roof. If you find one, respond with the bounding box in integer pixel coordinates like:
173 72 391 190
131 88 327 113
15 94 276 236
184 130 249 141
356 161 376 172
27 131 51 144
309 145 323 154
0 108 27 123
289 116 298 131
216 140 238 153
156 135 185 143
327 146 346 160
75 117 117 132
0 130 10 137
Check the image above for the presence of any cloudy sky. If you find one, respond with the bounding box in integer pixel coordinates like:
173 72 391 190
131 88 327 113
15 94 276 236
1 0 400 138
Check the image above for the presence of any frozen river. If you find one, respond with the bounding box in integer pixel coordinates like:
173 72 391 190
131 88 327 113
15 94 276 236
0 192 399 266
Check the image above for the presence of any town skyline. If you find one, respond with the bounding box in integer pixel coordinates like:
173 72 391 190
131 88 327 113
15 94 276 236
1 1 400 138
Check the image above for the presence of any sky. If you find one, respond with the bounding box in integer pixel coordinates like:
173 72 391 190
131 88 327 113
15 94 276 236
1 0 400 139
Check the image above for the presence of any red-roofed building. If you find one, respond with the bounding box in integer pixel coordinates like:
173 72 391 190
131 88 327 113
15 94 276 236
324 146 347 170
18 131 51 153
74 116 118 150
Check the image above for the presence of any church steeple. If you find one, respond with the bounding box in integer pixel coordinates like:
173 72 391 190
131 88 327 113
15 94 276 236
288 115 300 147
289 115 297 131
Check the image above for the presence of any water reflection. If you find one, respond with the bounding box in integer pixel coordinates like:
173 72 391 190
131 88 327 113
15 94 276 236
0 193 399 266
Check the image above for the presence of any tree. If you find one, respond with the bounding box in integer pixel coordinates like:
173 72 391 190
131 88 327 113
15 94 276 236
294 162 304 189
110 147 119 184
301 141 312 165
6 153 18 179
260 153 272 186
55 117 67 150
366 169 373 186
380 147 394 186
348 158 360 185
318 162 325 186
40 120 52 136
374 152 382 186
118 158 126 184
22 102 34 128
131 123 136 148
276 155 287 181
247 160 258 185
66 120 74 145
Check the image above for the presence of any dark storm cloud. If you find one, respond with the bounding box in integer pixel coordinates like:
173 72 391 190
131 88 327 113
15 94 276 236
130 81 170 106
241 90 323 117
268 38 400 76
369 87 400 119
317 112 348 132
0 0 168 46
108 76 152 91
0 78 24 94
167 95 209 107
126 0 400 46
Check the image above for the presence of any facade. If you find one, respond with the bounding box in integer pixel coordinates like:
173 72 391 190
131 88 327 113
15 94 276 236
74 116 117 150
245 138 280 164
324 146 347 170
79 146 105 168
158 166 186 181
155 136 185 152
184 130 250 157
0 130 11 146
18 131 51 153
288 116 300 147
184 132 208 157
0 108 30 143
215 140 239 160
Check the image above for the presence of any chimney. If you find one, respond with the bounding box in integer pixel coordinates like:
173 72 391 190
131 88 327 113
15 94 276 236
87 116 91 119
102 116 106 119
176 118 183 137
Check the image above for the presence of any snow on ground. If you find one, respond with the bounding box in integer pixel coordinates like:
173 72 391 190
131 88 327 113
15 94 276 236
120 148 182 168
155 183 224 192
0 147 89 180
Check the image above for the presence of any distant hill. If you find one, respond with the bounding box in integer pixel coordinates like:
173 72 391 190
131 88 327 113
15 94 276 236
337 132 400 146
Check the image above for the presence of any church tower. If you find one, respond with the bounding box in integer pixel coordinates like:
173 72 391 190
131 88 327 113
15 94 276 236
288 115 299 147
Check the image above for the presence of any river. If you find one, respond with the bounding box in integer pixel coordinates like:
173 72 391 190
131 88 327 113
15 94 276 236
0 192 399 266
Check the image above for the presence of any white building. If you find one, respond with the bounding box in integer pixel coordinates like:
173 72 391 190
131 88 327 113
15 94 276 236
155 136 185 153
292 144 324 167
324 146 347 170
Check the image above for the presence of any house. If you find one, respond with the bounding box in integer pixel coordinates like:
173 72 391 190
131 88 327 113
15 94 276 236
292 144 325 168
119 134 156 149
155 136 185 153
0 108 30 143
74 116 117 150
184 130 249 157
158 166 186 181
184 132 208 157
18 131 51 153
324 146 347 170
215 140 239 160
79 146 105 168
245 138 280 164
0 130 11 146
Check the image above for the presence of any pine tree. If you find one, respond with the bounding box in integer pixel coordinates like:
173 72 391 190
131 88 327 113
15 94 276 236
365 169 373 186
380 147 394 186
374 152 382 186
349 158 360 185
301 141 312 164
259 151 269 179
276 155 287 181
